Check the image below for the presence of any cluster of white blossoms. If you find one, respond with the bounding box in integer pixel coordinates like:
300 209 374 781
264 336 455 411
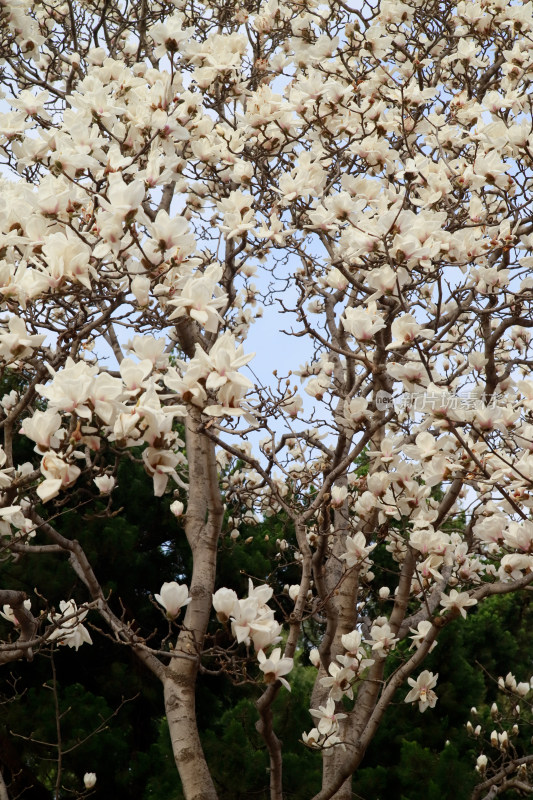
305 629 376 749
5 329 254 504
1 598 92 651
213 581 293 688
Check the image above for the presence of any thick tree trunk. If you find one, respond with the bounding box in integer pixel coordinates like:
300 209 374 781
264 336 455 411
163 408 223 800
164 672 218 800
312 487 358 800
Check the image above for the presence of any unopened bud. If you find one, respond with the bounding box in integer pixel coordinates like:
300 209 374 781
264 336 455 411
309 648 320 668
84 773 97 789
476 755 487 774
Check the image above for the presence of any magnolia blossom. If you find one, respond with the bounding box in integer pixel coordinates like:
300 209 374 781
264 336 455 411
409 620 437 652
257 647 294 690
330 485 348 507
93 475 116 494
341 630 362 654
386 315 432 350
320 662 355 701
439 590 478 619
38 452 81 503
404 670 438 712
142 447 183 497
48 601 92 650
167 264 228 332
341 303 386 341
212 587 238 622
1 599 31 625
0 316 45 361
340 533 376 568
229 580 280 650
367 623 399 657
155 582 191 619
310 697 347 735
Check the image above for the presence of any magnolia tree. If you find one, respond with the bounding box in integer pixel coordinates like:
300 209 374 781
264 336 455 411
2 0 533 797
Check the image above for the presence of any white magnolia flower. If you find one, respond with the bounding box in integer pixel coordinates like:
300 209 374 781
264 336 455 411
341 302 386 341
48 600 92 650
341 630 362 654
19 409 62 453
167 264 228 333
302 727 322 748
330 485 348 507
310 697 347 735
320 662 355 701
212 587 238 622
155 582 191 619
250 618 282 651
257 647 294 690
1 599 31 625
386 314 432 350
439 589 477 619
409 620 437 652
38 452 81 503
93 475 116 494
404 670 438 712
0 316 45 361
367 623 398 657
340 533 376 568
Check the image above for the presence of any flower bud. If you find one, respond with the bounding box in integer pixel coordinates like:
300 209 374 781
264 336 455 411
83 773 97 789
476 755 487 774
131 275 151 306
170 500 184 517
309 648 320 668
